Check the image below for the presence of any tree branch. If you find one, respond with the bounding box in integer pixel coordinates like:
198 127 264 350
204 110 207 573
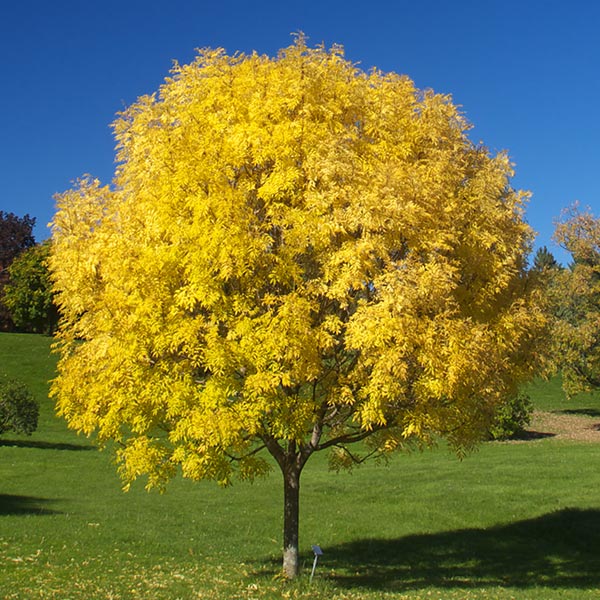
316 425 385 451
260 432 287 469
335 443 380 465
224 444 267 462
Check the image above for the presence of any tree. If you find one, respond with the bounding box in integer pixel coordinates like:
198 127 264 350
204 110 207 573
3 240 59 334
49 39 545 579
532 245 559 272
0 377 39 436
0 212 36 330
551 206 600 396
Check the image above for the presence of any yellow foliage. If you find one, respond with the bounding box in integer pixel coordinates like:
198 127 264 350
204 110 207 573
50 38 545 490
549 206 600 396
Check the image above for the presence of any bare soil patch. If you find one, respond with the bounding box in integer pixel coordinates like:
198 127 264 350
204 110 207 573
526 410 600 443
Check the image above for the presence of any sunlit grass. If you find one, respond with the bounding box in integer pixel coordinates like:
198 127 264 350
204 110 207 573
525 375 599 413
1 332 600 599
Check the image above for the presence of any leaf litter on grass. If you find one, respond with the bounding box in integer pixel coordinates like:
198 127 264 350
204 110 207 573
527 411 600 443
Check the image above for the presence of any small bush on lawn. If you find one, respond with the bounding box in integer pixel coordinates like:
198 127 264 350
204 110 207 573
0 376 39 436
489 393 533 440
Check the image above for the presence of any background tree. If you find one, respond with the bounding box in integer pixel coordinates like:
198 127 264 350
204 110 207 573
50 39 546 578
532 245 559 272
551 206 600 396
3 240 59 334
0 212 36 331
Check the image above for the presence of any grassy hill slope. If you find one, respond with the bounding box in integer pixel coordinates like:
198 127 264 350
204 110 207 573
1 332 599 599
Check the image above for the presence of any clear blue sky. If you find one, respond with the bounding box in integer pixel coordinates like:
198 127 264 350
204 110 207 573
2 0 599 263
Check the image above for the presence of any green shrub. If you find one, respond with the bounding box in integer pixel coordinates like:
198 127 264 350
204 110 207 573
0 376 39 436
488 393 533 440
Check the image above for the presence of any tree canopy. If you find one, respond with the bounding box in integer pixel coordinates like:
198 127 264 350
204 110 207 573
0 211 36 330
551 206 600 396
3 240 58 334
532 246 559 272
50 38 546 578
0 211 35 272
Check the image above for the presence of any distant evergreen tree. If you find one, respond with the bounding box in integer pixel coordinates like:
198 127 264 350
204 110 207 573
532 246 559 272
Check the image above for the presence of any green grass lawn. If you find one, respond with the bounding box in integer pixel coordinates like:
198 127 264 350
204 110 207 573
525 376 599 413
1 332 600 599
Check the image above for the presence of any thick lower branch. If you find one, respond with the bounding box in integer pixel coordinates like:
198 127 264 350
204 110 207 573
260 433 286 469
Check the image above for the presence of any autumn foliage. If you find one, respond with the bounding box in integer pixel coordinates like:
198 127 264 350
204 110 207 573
50 38 545 577
551 206 600 396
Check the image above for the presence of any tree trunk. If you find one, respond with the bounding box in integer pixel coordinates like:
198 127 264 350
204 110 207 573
282 464 301 579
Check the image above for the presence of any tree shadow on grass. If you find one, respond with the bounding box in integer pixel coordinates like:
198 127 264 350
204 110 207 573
0 439 94 451
512 430 555 441
318 508 600 592
0 494 62 516
558 408 600 418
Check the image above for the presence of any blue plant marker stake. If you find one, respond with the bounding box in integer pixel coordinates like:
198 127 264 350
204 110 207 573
310 545 323 583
